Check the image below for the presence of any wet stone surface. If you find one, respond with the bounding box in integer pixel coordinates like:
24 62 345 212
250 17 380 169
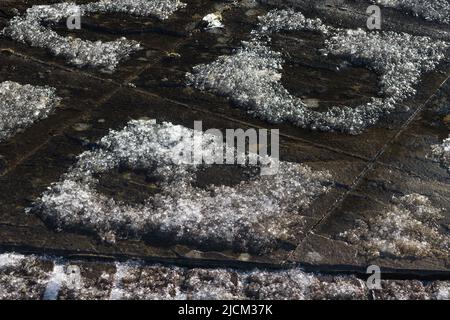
0 0 449 298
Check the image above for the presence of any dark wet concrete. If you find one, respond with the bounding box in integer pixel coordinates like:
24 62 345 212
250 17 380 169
0 0 448 279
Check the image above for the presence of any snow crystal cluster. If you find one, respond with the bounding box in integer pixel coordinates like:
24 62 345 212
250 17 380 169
1 252 449 300
0 81 60 142
2 0 186 70
340 194 449 259
431 135 450 173
375 0 450 24
84 0 186 20
187 9 449 134
30 120 331 253
202 13 224 30
325 29 448 102
110 261 367 300
255 8 330 36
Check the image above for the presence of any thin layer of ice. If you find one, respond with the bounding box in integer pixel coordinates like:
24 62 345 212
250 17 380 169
375 0 450 24
431 135 450 173
30 120 331 253
339 194 449 259
0 81 60 142
187 9 448 134
2 1 186 70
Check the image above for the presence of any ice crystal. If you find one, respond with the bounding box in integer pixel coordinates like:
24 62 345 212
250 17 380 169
375 0 450 24
202 13 224 30
0 81 60 142
340 194 449 258
2 0 186 70
187 9 448 134
30 120 331 253
431 135 450 173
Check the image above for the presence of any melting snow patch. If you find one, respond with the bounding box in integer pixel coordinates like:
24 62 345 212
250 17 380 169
325 29 447 102
30 120 331 253
375 0 450 24
187 9 448 134
431 135 450 173
340 194 449 259
0 81 60 142
2 0 186 70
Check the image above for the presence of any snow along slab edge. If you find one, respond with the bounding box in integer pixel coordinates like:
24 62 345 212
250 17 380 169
1 252 449 300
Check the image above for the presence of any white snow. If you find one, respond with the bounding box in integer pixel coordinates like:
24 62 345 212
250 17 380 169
375 0 450 24
202 13 224 30
431 135 450 173
1 252 448 300
187 9 448 134
0 81 60 142
30 120 331 253
2 0 186 70
340 194 449 258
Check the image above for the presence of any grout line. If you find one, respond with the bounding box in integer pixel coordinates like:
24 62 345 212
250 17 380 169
284 67 450 265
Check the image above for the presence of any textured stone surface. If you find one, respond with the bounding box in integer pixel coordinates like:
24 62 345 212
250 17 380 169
0 0 449 299
1 252 449 300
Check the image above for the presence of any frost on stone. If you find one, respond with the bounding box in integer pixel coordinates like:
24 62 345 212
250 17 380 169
30 120 331 253
2 1 186 70
431 135 450 173
339 194 449 259
187 9 449 134
0 81 60 142
375 0 450 24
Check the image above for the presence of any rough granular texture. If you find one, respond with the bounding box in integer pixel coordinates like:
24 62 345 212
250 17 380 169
187 9 448 134
84 0 186 20
325 29 448 102
2 1 186 70
0 81 60 142
339 194 449 259
1 253 449 300
255 9 330 36
375 0 450 24
431 135 450 173
0 254 51 299
109 261 367 300
30 120 331 253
